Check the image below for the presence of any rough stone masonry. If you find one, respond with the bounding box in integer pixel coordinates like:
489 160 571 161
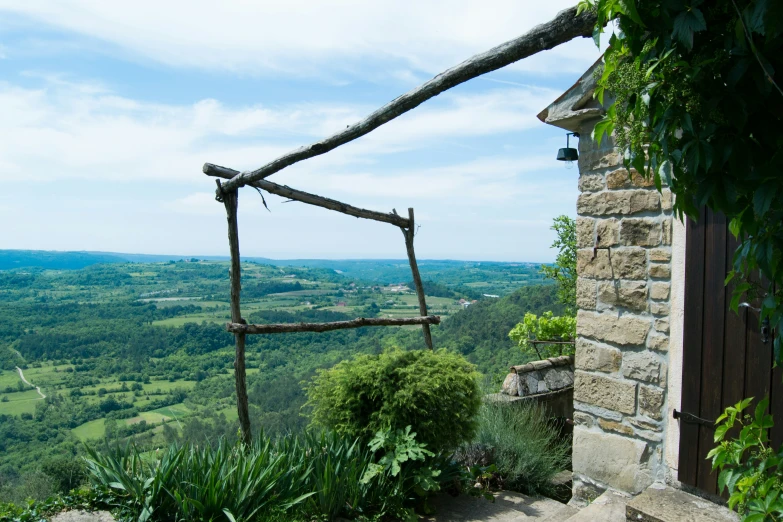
571 126 673 500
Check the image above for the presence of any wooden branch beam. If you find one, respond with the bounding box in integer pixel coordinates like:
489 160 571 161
401 208 434 349
220 185 252 446
227 315 440 334
209 6 596 193
204 163 410 228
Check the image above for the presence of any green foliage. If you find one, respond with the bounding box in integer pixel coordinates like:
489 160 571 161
431 285 563 377
709 397 783 520
0 488 114 522
581 0 783 361
540 216 577 314
508 312 576 360
306 348 482 452
83 430 454 522
464 402 570 495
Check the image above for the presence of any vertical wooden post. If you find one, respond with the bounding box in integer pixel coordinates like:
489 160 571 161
220 185 252 445
403 208 433 350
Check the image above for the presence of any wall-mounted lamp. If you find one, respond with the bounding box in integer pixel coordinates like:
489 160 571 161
557 132 580 169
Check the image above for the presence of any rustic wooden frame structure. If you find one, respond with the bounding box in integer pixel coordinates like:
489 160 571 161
203 5 596 443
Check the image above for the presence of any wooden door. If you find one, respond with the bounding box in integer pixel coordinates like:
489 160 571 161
678 207 781 495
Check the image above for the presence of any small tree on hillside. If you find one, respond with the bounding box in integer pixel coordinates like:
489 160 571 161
540 215 576 315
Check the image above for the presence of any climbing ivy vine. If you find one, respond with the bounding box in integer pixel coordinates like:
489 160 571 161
579 0 783 361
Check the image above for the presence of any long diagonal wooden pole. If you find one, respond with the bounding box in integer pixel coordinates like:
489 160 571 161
209 6 596 194
220 184 253 445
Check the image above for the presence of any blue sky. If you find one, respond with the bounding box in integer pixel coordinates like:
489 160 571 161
0 1 602 262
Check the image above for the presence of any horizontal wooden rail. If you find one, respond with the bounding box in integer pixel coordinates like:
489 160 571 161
227 315 440 334
205 163 411 228
207 6 596 193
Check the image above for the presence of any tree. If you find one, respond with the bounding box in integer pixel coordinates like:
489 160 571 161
540 215 577 315
580 0 783 360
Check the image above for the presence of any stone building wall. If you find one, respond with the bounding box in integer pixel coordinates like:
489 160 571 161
570 125 674 500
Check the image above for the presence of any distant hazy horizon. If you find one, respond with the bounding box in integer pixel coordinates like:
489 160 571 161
0 248 545 265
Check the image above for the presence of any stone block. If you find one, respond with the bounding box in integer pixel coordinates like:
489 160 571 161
578 150 622 172
573 411 594 428
648 263 671 279
577 310 651 346
649 248 671 262
500 373 520 396
579 173 605 192
573 427 649 493
620 219 662 247
574 370 637 414
630 191 662 213
654 318 670 333
650 281 670 300
577 249 613 279
596 218 619 247
606 168 656 189
626 485 740 522
610 248 647 280
544 368 574 390
597 280 649 312
519 372 541 396
627 417 662 432
575 338 622 372
662 219 672 245
633 428 663 442
577 278 597 310
647 332 669 352
578 190 660 216
576 217 594 248
649 302 670 315
598 418 634 436
622 351 665 384
639 385 665 420
661 188 673 210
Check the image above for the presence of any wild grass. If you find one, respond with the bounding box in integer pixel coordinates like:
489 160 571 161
460 400 571 496
84 430 431 521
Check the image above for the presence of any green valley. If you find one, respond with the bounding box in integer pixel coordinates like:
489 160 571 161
0 253 559 504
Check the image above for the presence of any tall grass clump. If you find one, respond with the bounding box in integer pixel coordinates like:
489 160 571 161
306 348 482 452
464 401 570 495
84 429 454 521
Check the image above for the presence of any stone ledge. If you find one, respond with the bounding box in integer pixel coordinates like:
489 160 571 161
625 485 739 522
510 355 574 373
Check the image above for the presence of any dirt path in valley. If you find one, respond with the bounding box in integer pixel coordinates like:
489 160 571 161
15 366 46 399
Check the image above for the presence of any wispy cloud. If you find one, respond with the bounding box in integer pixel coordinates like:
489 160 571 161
0 1 600 79
0 76 561 185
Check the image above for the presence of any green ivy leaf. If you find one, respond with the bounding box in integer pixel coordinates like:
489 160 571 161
672 8 707 50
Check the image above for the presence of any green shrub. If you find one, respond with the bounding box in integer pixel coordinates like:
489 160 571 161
508 311 576 360
464 401 570 495
709 397 783 521
306 348 482 452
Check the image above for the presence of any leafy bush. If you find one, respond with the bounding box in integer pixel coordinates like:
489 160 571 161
306 348 482 452
460 401 570 495
508 312 576 360
709 397 783 521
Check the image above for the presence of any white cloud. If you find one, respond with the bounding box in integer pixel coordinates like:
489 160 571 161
0 77 562 186
0 1 600 79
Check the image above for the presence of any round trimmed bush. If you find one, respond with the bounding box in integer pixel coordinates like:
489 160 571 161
306 348 481 452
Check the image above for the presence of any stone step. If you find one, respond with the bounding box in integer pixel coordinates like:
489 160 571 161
563 490 629 522
625 485 739 522
421 490 572 521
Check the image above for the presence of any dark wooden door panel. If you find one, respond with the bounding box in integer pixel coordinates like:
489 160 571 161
678 207 779 495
